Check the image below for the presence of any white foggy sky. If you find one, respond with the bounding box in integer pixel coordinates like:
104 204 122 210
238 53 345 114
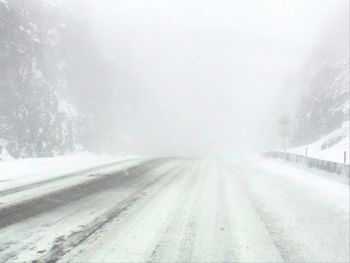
70 0 347 155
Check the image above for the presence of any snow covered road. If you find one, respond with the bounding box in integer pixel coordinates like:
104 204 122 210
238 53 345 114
0 158 348 262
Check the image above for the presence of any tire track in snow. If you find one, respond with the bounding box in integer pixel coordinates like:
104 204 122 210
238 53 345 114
2 158 347 262
240 162 350 262
212 163 236 262
175 161 209 262
55 160 191 263
0 160 184 263
221 161 285 262
0 159 166 229
146 160 202 262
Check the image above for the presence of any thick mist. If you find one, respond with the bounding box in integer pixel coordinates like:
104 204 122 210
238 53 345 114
69 0 347 156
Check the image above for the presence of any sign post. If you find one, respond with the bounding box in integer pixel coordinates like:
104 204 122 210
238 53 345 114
344 151 347 164
278 115 290 153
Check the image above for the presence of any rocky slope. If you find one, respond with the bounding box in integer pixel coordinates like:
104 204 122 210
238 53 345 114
0 0 116 158
292 60 349 146
290 11 349 157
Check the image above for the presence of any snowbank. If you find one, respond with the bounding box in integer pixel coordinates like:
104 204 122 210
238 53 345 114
289 121 349 164
0 153 137 191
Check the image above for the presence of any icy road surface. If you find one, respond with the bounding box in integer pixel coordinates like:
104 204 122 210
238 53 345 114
0 158 349 262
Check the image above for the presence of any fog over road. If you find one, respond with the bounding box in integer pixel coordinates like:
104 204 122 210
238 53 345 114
0 158 348 262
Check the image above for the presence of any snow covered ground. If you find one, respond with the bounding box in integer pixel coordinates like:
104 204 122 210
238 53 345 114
0 157 348 262
0 153 139 192
288 121 349 164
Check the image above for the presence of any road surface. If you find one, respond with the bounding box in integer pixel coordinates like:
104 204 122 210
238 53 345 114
0 158 349 262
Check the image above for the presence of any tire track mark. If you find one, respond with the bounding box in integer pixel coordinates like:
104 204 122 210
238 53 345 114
147 160 201 262
0 160 183 262
0 159 167 229
43 161 190 263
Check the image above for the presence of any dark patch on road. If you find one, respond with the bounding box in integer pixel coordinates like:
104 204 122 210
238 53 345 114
0 159 140 197
36 161 189 262
0 159 168 229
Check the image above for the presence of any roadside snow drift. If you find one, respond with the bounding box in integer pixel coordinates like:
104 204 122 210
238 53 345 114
0 153 137 191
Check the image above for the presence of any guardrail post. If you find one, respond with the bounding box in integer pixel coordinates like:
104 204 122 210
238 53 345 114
305 147 308 157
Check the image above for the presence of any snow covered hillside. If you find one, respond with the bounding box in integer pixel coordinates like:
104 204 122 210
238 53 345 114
289 13 349 164
292 60 349 145
0 0 118 159
290 59 349 164
0 0 82 158
289 121 349 164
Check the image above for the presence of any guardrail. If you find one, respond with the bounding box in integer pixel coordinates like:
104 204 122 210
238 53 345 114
262 151 350 176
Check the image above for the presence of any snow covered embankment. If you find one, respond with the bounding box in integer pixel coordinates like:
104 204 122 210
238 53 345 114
289 121 349 165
